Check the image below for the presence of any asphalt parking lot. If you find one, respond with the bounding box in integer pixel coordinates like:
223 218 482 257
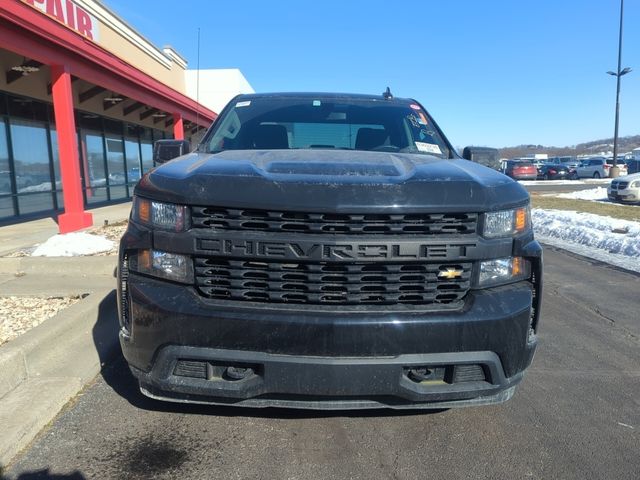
4 246 639 480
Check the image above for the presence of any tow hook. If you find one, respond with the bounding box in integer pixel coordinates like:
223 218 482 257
224 366 254 381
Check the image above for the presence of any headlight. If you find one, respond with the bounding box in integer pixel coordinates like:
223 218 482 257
630 180 640 188
478 257 530 288
132 196 189 231
483 206 530 238
131 249 193 284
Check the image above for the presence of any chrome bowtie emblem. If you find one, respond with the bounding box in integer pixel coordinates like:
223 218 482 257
438 267 463 280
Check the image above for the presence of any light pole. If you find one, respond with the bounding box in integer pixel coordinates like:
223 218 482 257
607 0 632 178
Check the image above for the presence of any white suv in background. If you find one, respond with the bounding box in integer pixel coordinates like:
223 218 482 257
608 173 640 204
576 158 627 178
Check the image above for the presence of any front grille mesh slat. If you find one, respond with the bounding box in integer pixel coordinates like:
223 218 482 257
192 207 478 236
195 258 472 306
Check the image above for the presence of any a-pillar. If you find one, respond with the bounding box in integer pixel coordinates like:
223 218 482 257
51 65 93 233
173 113 184 140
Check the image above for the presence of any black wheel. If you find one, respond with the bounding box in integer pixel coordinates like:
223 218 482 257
593 171 600 179
543 173 550 180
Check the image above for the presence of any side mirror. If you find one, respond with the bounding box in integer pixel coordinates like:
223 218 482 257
462 146 500 170
153 139 191 164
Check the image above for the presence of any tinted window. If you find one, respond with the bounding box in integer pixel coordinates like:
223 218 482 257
125 137 141 185
49 129 64 208
106 134 126 200
81 129 108 204
203 97 452 159
0 119 14 219
10 118 54 215
138 127 154 172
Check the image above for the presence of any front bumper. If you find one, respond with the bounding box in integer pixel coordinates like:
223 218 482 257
134 348 522 410
119 274 539 409
608 188 639 203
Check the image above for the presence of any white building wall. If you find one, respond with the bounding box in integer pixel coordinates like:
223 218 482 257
185 69 254 115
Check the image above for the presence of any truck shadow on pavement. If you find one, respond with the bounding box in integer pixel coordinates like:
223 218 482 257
0 470 86 480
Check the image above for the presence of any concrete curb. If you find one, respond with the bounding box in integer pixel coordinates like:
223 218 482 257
0 288 120 467
0 349 27 399
0 256 117 276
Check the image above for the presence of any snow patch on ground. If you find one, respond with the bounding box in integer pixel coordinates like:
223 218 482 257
532 209 640 273
31 232 115 257
519 179 611 186
556 187 609 201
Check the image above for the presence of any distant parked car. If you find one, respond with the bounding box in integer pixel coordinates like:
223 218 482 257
627 159 640 175
546 156 579 168
575 158 627 178
576 158 604 178
502 160 538 180
531 159 546 171
537 163 571 180
562 159 580 170
607 173 640 204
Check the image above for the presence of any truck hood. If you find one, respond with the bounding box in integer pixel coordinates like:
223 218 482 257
615 172 640 182
135 150 528 212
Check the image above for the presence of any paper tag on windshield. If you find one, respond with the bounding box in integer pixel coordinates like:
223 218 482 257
235 101 251 108
415 142 441 154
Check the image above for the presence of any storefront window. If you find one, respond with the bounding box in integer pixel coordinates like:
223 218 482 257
81 129 108 204
105 134 126 200
0 119 14 219
1 92 182 221
140 127 153 173
10 118 54 215
50 129 64 209
125 138 141 186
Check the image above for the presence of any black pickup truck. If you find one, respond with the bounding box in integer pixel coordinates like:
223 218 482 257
117 92 542 410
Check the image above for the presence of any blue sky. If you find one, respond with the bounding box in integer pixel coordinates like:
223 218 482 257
105 0 640 149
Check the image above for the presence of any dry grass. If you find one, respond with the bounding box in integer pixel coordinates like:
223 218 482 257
530 193 640 222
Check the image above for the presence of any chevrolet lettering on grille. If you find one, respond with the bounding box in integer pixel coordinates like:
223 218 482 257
197 238 477 261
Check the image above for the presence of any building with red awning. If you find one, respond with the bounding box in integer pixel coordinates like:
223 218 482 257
0 0 220 232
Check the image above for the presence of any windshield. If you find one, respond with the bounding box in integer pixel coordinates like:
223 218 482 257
201 96 452 159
